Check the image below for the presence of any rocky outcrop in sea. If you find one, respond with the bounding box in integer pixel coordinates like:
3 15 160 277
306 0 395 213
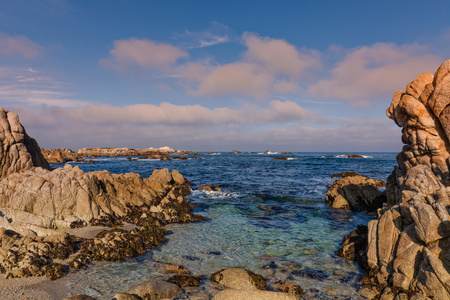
342 60 450 299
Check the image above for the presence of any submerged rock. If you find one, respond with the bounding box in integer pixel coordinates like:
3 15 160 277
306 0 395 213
326 172 386 211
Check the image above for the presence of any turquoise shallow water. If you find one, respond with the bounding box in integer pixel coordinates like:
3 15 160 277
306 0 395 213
52 152 396 299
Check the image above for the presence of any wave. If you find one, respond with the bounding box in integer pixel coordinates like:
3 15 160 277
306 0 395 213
192 189 240 199
321 155 373 159
258 151 279 155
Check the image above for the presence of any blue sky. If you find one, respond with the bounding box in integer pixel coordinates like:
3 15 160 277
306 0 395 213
1 0 449 151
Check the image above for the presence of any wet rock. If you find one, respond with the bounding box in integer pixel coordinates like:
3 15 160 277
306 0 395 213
231 150 241 153
198 185 222 191
326 172 386 211
127 278 182 299
211 268 267 291
348 153 364 158
213 289 297 300
337 224 368 271
165 274 203 287
274 156 288 160
273 280 304 297
161 263 191 275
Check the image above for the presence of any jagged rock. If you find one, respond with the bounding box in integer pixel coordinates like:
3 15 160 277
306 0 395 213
0 108 50 179
41 148 84 163
0 165 202 229
0 107 205 281
326 172 386 211
344 60 450 299
211 268 267 291
199 184 222 192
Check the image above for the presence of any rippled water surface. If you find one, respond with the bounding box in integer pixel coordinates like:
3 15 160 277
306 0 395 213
53 152 396 299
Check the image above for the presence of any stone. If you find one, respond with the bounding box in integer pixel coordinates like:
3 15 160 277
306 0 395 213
0 108 50 179
198 184 222 192
213 289 297 300
127 279 182 299
341 60 450 299
211 268 267 291
41 148 84 163
325 172 386 211
112 292 141 300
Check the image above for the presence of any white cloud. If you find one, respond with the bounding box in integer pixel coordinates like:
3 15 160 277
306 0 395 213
100 38 188 72
307 43 442 107
0 67 89 107
243 33 321 78
176 22 230 49
0 32 42 59
10 104 400 152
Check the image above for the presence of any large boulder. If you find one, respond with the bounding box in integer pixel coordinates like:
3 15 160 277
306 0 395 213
127 279 182 299
0 108 50 179
211 268 267 291
347 60 450 299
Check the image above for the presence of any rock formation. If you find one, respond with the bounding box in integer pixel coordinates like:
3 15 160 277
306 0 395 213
0 108 204 280
41 148 84 163
0 108 50 179
76 147 198 157
348 60 450 299
326 172 386 212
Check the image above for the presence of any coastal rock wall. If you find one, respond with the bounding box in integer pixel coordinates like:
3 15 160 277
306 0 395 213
0 108 50 179
363 60 450 299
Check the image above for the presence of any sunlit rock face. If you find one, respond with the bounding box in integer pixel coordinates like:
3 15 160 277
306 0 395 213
0 108 50 179
365 60 450 299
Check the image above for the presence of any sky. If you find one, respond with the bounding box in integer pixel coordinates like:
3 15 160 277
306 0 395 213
0 0 449 152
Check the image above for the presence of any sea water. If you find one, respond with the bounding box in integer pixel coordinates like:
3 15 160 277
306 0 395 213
52 152 396 299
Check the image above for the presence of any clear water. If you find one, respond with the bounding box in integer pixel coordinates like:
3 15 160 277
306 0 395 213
52 152 396 299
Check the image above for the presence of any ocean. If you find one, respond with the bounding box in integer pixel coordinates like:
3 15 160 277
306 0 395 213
52 152 397 299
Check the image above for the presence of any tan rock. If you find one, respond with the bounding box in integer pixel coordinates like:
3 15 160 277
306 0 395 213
127 279 182 299
211 268 267 291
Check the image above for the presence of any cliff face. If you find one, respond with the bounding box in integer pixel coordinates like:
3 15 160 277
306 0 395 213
364 60 450 299
0 108 50 179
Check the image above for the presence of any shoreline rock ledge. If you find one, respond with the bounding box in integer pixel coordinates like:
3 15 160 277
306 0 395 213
342 60 450 299
0 107 204 280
